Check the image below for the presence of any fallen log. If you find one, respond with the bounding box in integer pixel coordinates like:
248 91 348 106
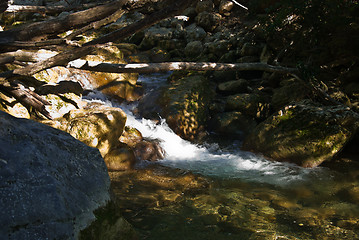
0 56 15 65
65 9 126 40
0 81 52 119
12 45 96 76
0 0 128 44
67 61 300 75
5 2 107 14
0 50 58 63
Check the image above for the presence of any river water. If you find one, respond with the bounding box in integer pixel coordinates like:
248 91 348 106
84 73 359 239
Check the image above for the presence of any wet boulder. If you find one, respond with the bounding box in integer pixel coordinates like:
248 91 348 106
242 100 359 167
134 139 165 161
104 143 136 171
0 111 110 239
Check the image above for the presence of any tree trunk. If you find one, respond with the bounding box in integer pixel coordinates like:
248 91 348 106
67 61 300 75
0 0 128 45
5 2 104 14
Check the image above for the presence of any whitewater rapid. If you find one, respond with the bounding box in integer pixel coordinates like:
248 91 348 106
80 72 332 186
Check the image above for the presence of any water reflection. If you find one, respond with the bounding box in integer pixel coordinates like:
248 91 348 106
84 72 359 239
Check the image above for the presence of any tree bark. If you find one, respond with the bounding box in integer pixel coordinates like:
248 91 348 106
0 81 52 119
0 0 128 44
12 45 97 76
0 56 15 65
65 9 126 40
5 2 107 14
67 61 300 75
0 50 58 63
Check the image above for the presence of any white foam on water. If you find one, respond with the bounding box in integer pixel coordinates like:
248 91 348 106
82 73 330 186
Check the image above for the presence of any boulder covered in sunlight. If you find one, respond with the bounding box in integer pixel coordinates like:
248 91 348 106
0 110 110 239
43 106 127 159
159 73 216 141
242 100 359 167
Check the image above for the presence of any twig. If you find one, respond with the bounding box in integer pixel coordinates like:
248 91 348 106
231 0 248 10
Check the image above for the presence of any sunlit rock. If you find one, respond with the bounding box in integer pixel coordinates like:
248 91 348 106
159 73 216 141
43 106 127 159
225 93 262 116
242 100 359 167
219 0 234 15
0 92 30 119
82 45 142 102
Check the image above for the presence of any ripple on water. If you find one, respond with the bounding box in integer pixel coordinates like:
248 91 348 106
82 73 359 239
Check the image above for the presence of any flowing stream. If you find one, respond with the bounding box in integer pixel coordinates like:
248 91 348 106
83 73 359 239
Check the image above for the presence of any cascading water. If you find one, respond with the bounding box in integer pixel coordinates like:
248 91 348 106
81 72 359 240
83 72 331 187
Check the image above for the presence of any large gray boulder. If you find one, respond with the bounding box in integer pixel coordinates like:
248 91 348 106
0 111 111 239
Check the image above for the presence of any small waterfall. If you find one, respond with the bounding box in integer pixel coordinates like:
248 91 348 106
82 72 332 187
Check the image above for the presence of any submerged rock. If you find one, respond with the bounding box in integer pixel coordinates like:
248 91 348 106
0 110 110 239
242 100 359 167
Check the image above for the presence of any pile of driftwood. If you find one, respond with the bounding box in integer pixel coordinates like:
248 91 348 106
0 0 298 119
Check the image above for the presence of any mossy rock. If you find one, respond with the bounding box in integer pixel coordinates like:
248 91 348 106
208 111 257 139
225 93 270 119
271 78 310 110
242 100 359 167
159 73 216 141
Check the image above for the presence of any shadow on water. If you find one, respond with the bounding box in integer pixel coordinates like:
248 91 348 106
108 162 359 240
82 72 359 239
